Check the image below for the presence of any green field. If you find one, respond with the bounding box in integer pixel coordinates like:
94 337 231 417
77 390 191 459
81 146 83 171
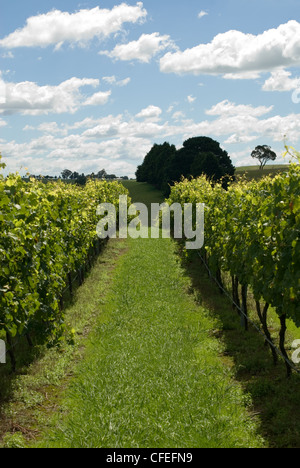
122 180 165 206
235 164 289 180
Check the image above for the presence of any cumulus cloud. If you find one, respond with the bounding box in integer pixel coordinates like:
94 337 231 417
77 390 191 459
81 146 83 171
0 3 147 49
82 115 168 140
83 90 111 106
1 100 298 175
160 21 300 77
262 69 300 91
224 134 259 145
0 130 151 177
0 77 5 104
0 77 107 115
24 121 68 136
136 105 162 120
100 32 176 63
206 100 273 117
182 100 300 144
223 72 261 80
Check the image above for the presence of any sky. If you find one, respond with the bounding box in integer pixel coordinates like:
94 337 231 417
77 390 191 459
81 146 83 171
0 0 300 177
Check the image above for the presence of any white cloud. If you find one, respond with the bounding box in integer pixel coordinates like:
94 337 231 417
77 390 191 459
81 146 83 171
13 99 300 154
0 131 151 177
2 99 300 177
223 72 261 80
24 122 68 136
102 76 131 87
224 134 259 145
160 21 300 77
187 95 196 103
188 101 300 145
0 3 147 49
136 105 162 120
206 100 273 117
83 117 168 140
166 102 179 114
198 11 208 19
172 111 185 121
83 90 111 106
262 69 300 91
0 77 102 115
0 77 5 104
100 32 176 63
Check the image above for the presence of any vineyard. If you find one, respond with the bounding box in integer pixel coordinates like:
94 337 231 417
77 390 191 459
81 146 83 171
166 149 300 376
0 155 130 368
0 153 300 447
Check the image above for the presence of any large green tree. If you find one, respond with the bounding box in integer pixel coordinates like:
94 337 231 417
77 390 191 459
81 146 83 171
136 142 176 190
136 136 235 194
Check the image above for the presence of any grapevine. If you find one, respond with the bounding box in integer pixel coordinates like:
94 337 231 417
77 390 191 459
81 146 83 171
0 155 130 368
167 160 300 376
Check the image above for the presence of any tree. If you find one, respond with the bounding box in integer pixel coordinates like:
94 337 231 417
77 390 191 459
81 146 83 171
97 169 107 179
61 169 73 179
135 142 176 192
183 136 235 179
167 137 235 190
136 136 235 195
251 145 277 170
70 171 80 180
191 151 224 181
76 174 87 186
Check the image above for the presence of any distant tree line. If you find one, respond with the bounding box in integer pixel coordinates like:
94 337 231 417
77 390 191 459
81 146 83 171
61 169 128 186
136 136 235 195
24 169 129 186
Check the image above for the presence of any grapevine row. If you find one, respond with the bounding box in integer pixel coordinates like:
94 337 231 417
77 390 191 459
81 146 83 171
167 153 300 376
0 158 130 368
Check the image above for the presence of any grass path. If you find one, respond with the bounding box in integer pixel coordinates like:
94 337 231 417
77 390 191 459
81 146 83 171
35 236 263 447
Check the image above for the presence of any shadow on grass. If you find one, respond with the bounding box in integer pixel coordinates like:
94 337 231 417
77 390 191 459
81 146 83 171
180 248 300 449
0 286 78 437
0 240 108 438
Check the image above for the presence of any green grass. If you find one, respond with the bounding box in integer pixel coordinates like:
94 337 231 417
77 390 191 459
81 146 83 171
122 180 165 209
0 238 129 448
2 178 264 448
33 232 264 448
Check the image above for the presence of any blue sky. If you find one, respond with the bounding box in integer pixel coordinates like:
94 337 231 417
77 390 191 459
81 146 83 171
0 0 300 177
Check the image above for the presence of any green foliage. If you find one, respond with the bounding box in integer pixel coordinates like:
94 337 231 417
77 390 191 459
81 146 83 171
2 432 27 448
284 145 300 164
136 137 235 195
167 162 300 326
0 154 6 171
0 173 130 347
